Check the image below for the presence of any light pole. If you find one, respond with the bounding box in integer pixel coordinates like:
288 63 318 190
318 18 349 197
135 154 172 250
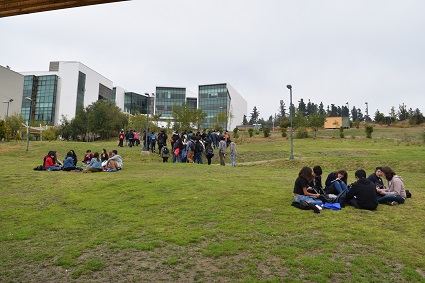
144 93 155 151
286 85 294 160
25 96 32 151
3 98 13 141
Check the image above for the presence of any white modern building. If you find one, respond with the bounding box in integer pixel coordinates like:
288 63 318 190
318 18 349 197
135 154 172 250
198 83 247 130
0 65 24 119
20 61 113 125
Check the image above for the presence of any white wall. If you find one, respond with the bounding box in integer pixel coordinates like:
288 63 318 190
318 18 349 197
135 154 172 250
114 86 126 111
0 66 24 119
227 83 247 130
56 62 113 124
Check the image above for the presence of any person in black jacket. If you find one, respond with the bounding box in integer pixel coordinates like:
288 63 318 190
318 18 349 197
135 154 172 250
309 165 323 191
346 169 378 210
368 166 385 195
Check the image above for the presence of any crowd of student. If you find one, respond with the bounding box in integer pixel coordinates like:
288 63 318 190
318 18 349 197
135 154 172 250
158 129 237 166
293 165 409 211
118 128 238 166
39 148 123 173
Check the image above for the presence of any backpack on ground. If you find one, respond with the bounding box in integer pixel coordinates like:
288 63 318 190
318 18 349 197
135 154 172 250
33 165 45 171
333 189 347 207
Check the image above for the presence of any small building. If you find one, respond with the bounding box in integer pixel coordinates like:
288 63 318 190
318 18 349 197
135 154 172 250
324 117 350 129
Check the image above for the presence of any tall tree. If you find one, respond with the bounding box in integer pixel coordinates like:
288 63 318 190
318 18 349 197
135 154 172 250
278 100 286 119
409 108 425 125
298 99 307 117
374 110 385 124
351 106 358 122
242 115 248 125
397 104 409 121
249 106 260 125
308 109 326 138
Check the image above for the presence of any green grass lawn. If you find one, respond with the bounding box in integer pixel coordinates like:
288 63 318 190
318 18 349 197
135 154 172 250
1 127 425 282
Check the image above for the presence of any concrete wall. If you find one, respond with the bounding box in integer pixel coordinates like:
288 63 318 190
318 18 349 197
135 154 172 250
0 66 24 119
227 83 247 130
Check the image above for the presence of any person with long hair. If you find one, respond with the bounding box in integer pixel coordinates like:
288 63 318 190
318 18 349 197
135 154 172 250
83 152 103 173
377 166 407 205
44 151 61 171
63 151 82 171
325 169 348 195
100 148 109 162
69 149 78 166
293 166 323 205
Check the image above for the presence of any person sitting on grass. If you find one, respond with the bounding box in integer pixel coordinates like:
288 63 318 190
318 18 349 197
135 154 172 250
44 151 62 171
82 150 94 165
83 152 103 173
104 150 123 171
346 169 378 210
377 166 407 205
63 151 83 171
293 166 323 205
325 169 349 195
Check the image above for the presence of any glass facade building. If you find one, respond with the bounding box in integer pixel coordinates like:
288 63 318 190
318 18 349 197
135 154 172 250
123 92 150 115
186 97 197 110
76 71 86 110
21 75 58 125
199 84 230 129
155 87 186 119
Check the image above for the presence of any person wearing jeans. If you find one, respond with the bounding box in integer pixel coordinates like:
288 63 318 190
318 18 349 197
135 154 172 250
377 166 407 205
218 136 227 166
229 140 237 167
293 166 323 206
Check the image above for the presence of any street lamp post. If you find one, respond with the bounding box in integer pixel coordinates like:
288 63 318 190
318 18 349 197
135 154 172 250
2 98 13 141
286 85 294 160
25 97 32 151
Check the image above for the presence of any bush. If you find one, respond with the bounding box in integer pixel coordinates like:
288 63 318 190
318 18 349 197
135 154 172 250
43 128 59 141
365 125 374 138
339 126 344 138
281 128 287 138
263 127 270 138
248 128 254 137
233 128 238 138
296 127 308 139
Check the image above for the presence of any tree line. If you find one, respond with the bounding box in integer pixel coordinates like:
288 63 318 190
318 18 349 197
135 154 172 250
244 99 425 130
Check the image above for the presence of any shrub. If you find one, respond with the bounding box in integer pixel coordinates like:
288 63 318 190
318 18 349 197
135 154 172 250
43 128 58 141
339 126 344 138
233 128 238 138
281 128 287 138
248 128 254 137
296 127 308 139
365 125 374 138
263 127 270 138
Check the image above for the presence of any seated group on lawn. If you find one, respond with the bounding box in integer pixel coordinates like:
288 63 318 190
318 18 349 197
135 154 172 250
42 149 123 172
293 165 408 210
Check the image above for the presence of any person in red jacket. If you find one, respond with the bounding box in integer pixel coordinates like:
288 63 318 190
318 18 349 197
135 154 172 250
44 151 61 171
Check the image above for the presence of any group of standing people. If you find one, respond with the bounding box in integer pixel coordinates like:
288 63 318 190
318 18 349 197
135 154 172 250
293 165 408 210
42 148 123 172
153 129 237 166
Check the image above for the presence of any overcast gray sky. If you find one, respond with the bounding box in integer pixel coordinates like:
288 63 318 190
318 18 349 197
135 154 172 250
1 0 424 120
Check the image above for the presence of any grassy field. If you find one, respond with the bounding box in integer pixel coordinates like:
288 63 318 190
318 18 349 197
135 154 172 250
1 126 425 282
